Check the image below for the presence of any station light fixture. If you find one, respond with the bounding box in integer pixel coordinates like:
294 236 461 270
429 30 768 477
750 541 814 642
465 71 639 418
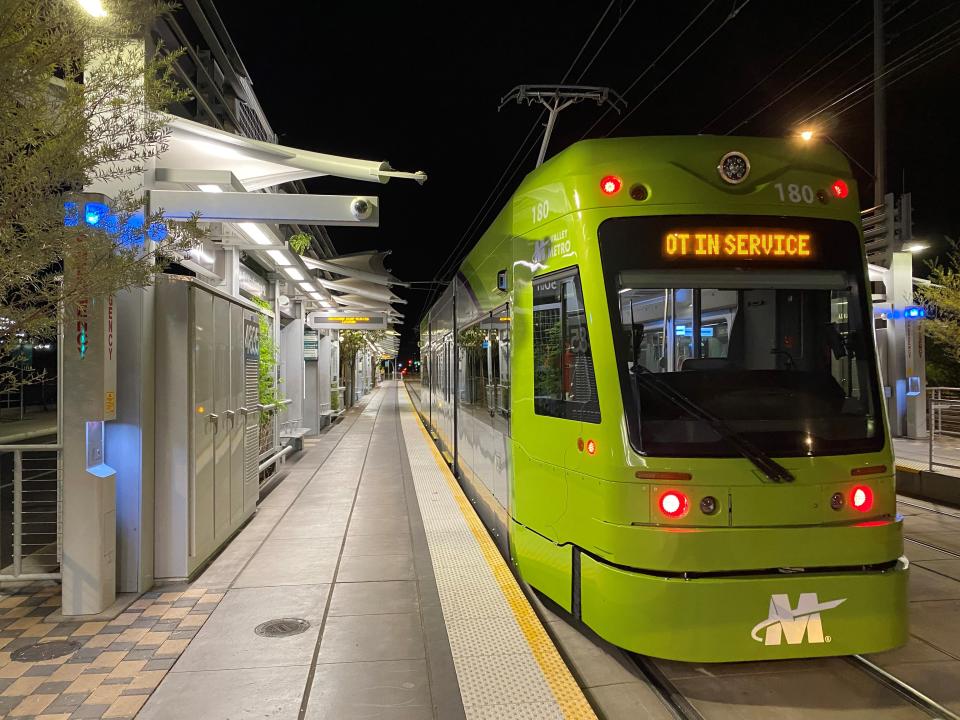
309 292 323 301
77 0 108 16
237 222 274 245
299 282 316 292
266 250 291 266
658 490 689 519
905 242 930 254
197 184 225 193
283 267 304 281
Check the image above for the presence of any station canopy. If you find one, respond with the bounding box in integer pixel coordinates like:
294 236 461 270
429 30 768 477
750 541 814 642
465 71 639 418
149 115 421 354
158 116 427 191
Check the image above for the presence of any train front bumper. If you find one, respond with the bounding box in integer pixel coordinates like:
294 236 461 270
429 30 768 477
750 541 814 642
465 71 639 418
580 553 909 663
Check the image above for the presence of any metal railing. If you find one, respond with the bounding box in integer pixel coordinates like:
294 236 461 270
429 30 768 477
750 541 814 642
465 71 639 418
928 387 960 471
0 445 62 581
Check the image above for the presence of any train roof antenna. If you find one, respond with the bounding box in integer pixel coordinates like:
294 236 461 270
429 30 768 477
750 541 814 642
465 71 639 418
499 85 625 167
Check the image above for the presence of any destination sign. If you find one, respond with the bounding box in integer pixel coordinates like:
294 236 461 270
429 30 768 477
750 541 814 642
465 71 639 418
306 311 388 331
663 230 813 259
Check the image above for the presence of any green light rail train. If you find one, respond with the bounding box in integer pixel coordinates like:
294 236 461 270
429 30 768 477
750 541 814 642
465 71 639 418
410 135 907 662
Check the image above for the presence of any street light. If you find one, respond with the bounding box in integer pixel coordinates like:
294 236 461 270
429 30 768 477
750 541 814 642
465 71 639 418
904 242 929 254
77 0 108 17
800 130 814 142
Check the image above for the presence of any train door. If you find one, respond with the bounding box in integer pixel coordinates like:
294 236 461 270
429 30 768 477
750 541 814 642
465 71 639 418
515 267 600 535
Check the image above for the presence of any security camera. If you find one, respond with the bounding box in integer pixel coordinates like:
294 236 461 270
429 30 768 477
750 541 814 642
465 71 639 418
350 197 373 221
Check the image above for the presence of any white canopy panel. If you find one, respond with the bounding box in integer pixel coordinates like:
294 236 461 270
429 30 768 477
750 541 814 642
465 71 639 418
158 115 427 191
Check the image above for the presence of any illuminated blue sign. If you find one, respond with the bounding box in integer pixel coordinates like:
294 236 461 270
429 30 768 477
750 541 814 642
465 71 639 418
64 201 167 248
675 325 715 337
904 306 926 319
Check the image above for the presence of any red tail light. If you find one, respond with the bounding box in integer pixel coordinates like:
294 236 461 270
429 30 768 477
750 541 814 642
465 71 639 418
659 491 689 519
831 179 849 199
851 485 874 512
600 175 622 196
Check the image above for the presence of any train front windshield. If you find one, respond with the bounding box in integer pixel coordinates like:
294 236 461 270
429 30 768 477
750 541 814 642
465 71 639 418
599 216 884 458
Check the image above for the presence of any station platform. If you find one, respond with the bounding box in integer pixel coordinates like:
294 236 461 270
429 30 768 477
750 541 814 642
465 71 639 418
0 381 594 719
6 382 960 718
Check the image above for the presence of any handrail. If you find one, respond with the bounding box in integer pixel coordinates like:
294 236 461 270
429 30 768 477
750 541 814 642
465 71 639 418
258 445 292 474
0 444 62 451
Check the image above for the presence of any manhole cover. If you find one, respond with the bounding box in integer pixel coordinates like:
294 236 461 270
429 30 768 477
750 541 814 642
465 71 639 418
254 618 310 638
12 640 81 662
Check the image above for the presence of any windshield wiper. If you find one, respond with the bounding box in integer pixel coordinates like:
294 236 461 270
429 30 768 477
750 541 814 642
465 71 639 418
630 365 795 483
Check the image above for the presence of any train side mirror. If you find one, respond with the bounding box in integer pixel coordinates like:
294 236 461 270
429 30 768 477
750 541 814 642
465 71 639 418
497 269 508 292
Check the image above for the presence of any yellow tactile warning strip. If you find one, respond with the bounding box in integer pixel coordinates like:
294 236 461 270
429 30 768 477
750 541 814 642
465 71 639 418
896 460 927 474
400 385 596 720
0 582 222 719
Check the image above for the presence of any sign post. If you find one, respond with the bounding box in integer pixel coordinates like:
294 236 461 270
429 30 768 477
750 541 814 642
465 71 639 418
62 285 118 615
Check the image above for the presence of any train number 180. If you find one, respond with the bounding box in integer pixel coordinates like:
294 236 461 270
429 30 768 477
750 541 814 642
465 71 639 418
774 183 815 204
531 201 550 223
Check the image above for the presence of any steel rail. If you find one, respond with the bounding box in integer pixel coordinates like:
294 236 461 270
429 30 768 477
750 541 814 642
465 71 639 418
898 498 960 522
849 655 960 720
905 535 960 561
628 655 705 720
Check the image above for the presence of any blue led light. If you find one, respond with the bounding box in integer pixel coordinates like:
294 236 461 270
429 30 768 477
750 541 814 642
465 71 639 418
84 202 110 227
119 214 145 247
102 213 120 235
904 306 926 319
147 222 169 242
64 202 80 227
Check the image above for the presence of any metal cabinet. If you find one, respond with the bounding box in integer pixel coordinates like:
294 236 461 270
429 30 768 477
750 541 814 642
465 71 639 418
155 277 261 580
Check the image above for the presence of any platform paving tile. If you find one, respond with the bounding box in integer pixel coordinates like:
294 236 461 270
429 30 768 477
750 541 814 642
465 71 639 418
136 664 310 719
336 553 416 583
328 580 420 617
305 658 432 720
0 582 223 719
232 536 340 588
316 612 426 664
342 532 413 557
174 584 329 671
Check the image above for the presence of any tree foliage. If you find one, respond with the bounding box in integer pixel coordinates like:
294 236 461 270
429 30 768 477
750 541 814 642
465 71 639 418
250 296 283 422
917 239 960 386
288 232 311 255
0 0 203 391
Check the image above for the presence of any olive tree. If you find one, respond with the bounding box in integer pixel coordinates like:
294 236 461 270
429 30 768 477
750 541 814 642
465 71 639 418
0 0 202 391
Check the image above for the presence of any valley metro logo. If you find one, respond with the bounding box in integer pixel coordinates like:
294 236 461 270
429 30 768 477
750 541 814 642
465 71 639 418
750 593 846 646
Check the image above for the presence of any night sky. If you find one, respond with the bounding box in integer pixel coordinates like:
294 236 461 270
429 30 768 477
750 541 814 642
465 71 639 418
214 0 960 361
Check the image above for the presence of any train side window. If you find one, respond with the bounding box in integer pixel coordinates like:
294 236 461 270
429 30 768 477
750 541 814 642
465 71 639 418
532 267 601 423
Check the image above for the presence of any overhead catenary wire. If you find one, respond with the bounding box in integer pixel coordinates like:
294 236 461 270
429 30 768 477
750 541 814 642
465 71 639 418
605 0 753 137
579 0 720 141
698 0 863 133
810 29 960 124
795 15 960 127
722 0 943 135
418 0 631 318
